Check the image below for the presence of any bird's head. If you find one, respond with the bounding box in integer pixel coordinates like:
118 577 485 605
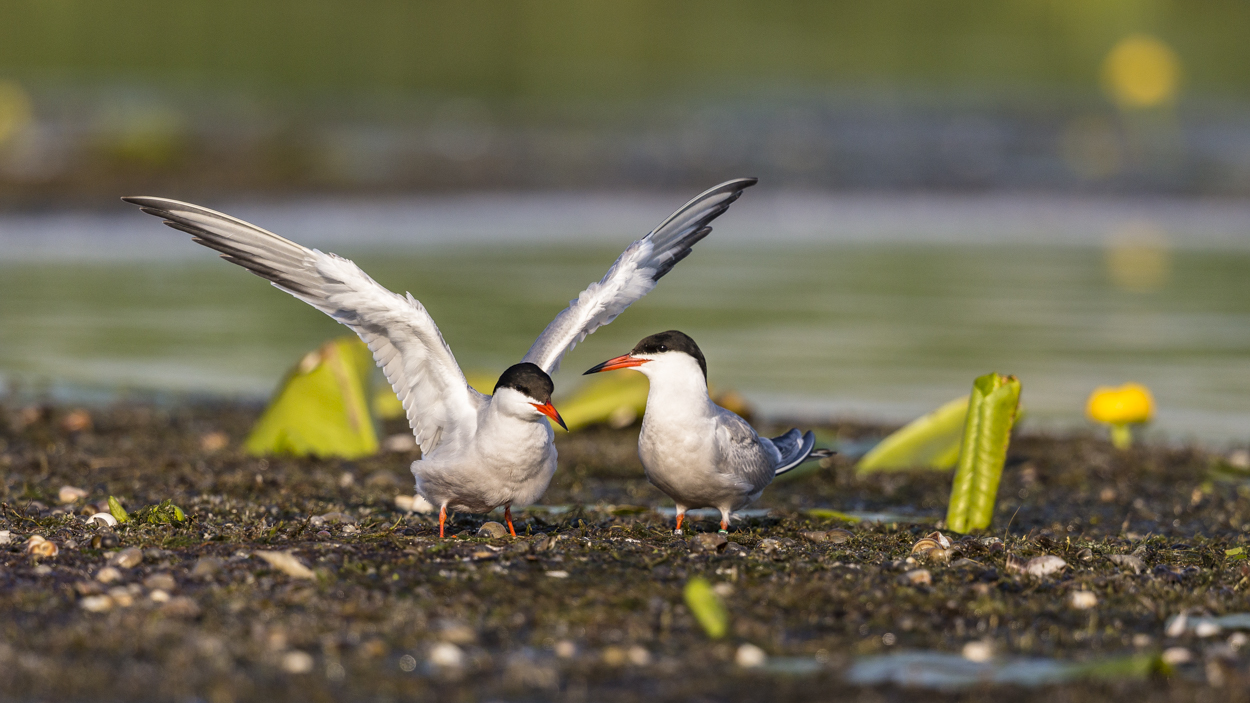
583 330 707 381
493 362 567 430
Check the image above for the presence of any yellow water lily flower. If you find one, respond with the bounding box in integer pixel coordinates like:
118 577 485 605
1086 383 1154 449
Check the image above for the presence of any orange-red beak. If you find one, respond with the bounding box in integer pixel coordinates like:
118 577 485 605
531 401 568 431
583 354 650 375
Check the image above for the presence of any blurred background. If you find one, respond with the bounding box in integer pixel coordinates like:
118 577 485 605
1 0 1248 443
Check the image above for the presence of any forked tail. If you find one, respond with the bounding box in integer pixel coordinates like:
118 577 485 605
769 429 836 476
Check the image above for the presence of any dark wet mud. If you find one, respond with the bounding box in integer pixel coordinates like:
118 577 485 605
3 402 1250 702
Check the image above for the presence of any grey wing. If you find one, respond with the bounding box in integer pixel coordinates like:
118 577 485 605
122 196 484 456
522 177 757 374
714 407 779 497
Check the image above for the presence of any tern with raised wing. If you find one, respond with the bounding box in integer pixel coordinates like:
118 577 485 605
123 179 756 537
584 330 832 534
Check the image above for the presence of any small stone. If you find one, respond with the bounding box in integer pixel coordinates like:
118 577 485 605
74 581 105 596
95 566 123 583
1109 554 1145 574
1023 555 1067 577
627 645 651 666
437 620 477 645
545 570 569 579
900 569 931 586
476 521 509 539
601 646 628 667
148 589 171 603
61 409 92 433
255 550 316 579
106 586 135 608
1069 591 1098 610
160 596 202 618
337 472 355 488
1196 620 1222 638
554 640 577 658
735 643 767 668
0 530 10 546
723 542 748 556
962 640 994 663
801 530 830 543
1165 614 1189 638
694 533 727 552
428 642 464 669
144 573 177 592
79 595 113 613
109 548 143 569
281 650 315 674
58 486 88 504
190 557 222 579
1161 647 1192 665
200 431 229 453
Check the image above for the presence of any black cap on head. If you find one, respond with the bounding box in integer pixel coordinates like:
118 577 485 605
494 362 554 402
632 330 707 379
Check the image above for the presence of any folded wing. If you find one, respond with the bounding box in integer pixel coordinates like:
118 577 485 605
522 177 757 374
122 196 483 456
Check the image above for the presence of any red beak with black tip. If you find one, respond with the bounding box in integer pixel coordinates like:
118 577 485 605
531 401 568 431
583 354 650 375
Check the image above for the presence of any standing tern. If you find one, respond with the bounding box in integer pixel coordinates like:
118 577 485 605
584 330 832 534
123 178 756 537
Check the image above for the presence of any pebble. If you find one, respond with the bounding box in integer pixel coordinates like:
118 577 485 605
149 589 171 603
190 557 222 579
694 533 727 552
900 569 932 586
1108 554 1145 574
801 530 831 543
428 642 465 669
254 550 316 579
825 528 854 544
476 521 509 539
86 512 117 528
96 567 123 583
107 586 136 607
58 486 88 504
60 408 92 433
601 646 627 667
0 530 10 546
962 640 994 662
554 640 577 658
723 542 749 556
735 643 767 668
109 548 143 569
160 596 202 619
1161 647 1192 665
1069 591 1098 610
80 595 113 613
627 645 651 666
199 431 229 453
545 570 570 579
757 538 783 554
144 573 177 591
281 650 315 674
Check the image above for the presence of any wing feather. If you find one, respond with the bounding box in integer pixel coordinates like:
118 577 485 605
521 178 756 374
122 196 483 455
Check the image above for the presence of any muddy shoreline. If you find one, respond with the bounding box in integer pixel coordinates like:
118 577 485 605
2 402 1249 702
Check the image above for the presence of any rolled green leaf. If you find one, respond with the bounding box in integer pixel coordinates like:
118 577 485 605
107 496 129 524
857 395 969 473
683 577 729 639
946 373 1021 533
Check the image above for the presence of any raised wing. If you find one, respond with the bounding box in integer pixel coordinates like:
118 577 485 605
122 196 483 455
521 177 757 374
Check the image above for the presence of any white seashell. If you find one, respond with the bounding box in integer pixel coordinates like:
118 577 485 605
962 640 994 662
87 512 118 528
1069 591 1098 610
735 643 767 668
58 486 88 504
281 650 315 674
0 530 11 546
428 642 465 669
1024 555 1068 577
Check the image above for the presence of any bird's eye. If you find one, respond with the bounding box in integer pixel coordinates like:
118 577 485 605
659 345 667 351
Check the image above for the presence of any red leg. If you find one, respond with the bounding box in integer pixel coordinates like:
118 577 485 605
720 518 729 532
504 506 517 537
439 505 447 539
674 512 684 535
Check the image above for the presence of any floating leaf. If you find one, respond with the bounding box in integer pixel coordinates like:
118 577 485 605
245 336 379 459
857 396 969 473
946 373 1021 533
107 496 129 524
683 577 729 639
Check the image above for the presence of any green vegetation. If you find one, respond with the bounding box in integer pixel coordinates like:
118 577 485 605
945 373 1021 533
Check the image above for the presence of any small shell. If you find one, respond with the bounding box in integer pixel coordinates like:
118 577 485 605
1025 555 1068 577
1069 591 1098 610
25 535 59 558
923 547 952 563
1005 553 1029 573
87 512 118 528
910 538 941 555
58 486 89 504
899 568 932 586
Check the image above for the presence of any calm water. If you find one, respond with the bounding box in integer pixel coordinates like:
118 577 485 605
1 194 1249 444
